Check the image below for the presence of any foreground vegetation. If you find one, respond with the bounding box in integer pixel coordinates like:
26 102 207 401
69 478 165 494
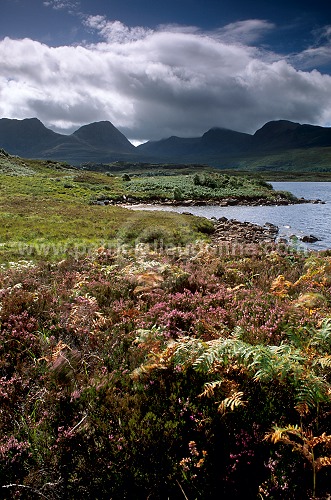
1 151 331 498
1 244 331 498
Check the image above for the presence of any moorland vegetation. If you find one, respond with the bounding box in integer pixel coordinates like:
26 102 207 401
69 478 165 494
1 244 331 499
1 151 331 498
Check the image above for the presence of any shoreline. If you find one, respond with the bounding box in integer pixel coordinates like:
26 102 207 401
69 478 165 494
119 201 323 247
95 194 324 207
210 217 279 245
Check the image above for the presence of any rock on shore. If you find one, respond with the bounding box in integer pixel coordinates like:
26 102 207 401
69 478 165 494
211 217 279 245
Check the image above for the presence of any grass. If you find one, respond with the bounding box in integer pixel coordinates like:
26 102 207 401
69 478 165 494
211 147 331 172
238 170 331 182
81 157 331 181
0 151 314 263
0 154 216 262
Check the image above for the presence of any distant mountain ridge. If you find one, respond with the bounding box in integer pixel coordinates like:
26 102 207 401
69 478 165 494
137 120 331 158
0 118 135 164
137 127 253 158
1 117 331 169
72 121 135 153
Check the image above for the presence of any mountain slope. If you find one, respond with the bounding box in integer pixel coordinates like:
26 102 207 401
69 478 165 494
137 120 331 168
1 117 331 169
137 127 252 160
0 117 75 156
0 118 136 164
138 121 331 159
200 127 252 154
73 121 135 153
137 135 199 156
252 120 331 151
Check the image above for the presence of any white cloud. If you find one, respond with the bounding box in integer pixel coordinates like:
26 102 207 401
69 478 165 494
289 25 331 69
83 16 153 44
43 0 80 11
213 19 276 44
1 20 331 140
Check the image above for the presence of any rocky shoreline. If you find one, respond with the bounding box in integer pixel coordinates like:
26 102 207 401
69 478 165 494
117 198 323 246
208 217 321 246
104 194 324 247
95 194 324 207
210 217 279 245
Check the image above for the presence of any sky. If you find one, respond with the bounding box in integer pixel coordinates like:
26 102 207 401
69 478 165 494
1 0 331 144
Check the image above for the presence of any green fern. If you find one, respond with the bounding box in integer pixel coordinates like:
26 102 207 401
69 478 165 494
132 318 331 417
310 318 331 353
295 373 329 411
192 330 252 373
192 338 232 373
171 337 206 369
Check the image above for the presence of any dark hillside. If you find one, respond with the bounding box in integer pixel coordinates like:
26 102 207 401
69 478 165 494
200 127 252 153
252 120 331 151
0 117 75 156
72 121 136 153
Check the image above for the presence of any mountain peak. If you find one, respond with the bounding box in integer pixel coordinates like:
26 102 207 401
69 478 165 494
0 117 60 155
254 120 301 137
252 120 331 150
0 116 47 130
73 121 135 152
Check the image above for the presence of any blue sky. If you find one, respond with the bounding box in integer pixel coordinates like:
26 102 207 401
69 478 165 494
1 0 331 143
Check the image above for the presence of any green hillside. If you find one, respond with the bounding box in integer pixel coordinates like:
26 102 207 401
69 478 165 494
211 147 331 171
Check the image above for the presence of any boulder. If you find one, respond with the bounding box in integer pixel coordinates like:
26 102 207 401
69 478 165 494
300 234 320 243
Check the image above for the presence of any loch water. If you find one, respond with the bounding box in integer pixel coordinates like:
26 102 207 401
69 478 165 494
127 182 331 250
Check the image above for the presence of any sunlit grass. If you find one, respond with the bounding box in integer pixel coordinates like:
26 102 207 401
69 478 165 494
0 157 214 262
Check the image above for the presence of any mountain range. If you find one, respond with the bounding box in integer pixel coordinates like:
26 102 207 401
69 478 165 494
0 118 136 165
1 117 331 169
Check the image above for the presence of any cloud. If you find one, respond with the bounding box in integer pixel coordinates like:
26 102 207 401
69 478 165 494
289 25 331 69
213 19 276 44
43 0 80 11
1 20 331 141
83 16 275 47
83 16 153 44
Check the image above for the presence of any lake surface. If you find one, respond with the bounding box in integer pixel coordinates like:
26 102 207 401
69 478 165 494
126 182 331 250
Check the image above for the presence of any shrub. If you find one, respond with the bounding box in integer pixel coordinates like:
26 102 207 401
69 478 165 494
1 247 331 498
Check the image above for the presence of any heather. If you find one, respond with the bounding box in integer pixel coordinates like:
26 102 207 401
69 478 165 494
1 152 331 498
1 244 331 499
